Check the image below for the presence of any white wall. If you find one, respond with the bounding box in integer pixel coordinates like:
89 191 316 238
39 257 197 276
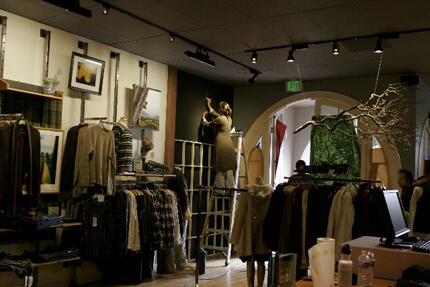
282 107 295 178
1 9 169 163
292 106 313 167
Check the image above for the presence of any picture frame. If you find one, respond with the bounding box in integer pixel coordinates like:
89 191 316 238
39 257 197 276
132 85 161 130
38 128 64 194
68 52 105 95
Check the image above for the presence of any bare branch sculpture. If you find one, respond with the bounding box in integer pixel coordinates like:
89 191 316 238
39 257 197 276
293 83 415 149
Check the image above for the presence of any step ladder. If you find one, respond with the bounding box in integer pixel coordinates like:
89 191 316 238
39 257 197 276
200 131 249 266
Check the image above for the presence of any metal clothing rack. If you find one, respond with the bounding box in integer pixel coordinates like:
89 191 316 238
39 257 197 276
82 116 107 122
284 176 382 184
0 113 24 120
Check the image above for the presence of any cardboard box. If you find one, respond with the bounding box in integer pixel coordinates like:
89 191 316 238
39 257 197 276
341 236 430 280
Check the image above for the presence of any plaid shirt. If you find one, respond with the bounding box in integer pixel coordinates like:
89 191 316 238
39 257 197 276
150 189 164 249
160 190 175 248
150 188 175 249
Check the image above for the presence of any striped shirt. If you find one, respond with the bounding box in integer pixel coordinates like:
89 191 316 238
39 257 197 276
112 124 133 173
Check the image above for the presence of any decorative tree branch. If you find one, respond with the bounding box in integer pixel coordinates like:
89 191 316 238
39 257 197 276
293 83 415 149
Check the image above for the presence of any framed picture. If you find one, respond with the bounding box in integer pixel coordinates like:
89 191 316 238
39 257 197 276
68 52 105 95
38 128 64 194
132 85 161 130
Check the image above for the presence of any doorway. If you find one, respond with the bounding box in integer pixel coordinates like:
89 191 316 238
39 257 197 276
244 91 401 190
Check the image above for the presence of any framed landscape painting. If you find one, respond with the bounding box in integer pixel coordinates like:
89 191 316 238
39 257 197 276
132 85 161 130
38 128 64 194
68 52 105 95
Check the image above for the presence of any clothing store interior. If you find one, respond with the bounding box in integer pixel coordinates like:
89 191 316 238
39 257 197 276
1 0 430 286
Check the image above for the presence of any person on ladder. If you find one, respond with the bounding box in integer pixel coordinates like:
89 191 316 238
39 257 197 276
202 97 237 190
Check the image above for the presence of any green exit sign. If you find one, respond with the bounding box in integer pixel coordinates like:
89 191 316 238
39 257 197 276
286 80 302 92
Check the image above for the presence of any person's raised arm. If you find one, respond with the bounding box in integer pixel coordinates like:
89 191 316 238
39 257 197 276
205 97 220 117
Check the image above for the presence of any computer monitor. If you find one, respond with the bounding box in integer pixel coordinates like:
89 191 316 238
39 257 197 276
379 190 410 248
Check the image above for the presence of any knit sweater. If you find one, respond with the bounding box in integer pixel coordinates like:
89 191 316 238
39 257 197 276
112 124 133 173
73 124 116 196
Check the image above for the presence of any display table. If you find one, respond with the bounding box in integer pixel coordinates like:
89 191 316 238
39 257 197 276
296 278 395 286
341 236 430 280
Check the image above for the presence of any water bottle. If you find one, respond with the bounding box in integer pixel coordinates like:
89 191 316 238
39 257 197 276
357 250 369 286
367 250 375 286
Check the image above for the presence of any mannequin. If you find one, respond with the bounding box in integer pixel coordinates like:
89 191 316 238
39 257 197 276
118 117 128 127
230 177 273 287
247 177 266 287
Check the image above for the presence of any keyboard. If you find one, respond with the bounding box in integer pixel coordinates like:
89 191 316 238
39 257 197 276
412 239 430 253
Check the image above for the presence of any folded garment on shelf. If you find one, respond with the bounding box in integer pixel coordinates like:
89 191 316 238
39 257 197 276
0 253 32 278
145 160 170 174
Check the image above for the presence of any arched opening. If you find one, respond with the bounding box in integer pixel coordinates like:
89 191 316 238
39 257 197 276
244 91 401 190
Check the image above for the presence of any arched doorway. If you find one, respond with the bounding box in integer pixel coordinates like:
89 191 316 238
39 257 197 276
244 91 401 190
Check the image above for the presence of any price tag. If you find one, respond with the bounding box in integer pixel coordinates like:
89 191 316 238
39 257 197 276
22 184 27 195
97 194 105 203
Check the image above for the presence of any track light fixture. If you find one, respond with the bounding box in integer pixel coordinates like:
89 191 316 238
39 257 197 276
102 4 110 15
251 51 258 64
332 41 340 55
185 47 215 67
287 49 295 63
374 38 383 53
169 34 175 43
43 0 92 18
248 69 259 84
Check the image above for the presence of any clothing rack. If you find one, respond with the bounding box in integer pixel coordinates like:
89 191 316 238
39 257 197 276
284 176 382 184
115 180 166 185
101 120 118 125
82 116 107 122
0 113 24 120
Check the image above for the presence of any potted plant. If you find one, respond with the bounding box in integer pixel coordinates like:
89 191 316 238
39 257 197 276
43 69 62 95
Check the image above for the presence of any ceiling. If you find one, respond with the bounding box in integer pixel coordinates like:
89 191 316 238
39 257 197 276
2 0 430 86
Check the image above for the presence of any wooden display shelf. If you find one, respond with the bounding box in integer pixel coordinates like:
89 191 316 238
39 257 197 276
32 257 81 267
0 222 81 232
50 222 82 228
0 78 63 100
116 173 176 177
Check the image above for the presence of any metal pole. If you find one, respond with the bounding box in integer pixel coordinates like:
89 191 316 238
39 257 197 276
0 16 7 78
78 41 88 123
40 29 51 78
111 51 120 122
195 186 202 287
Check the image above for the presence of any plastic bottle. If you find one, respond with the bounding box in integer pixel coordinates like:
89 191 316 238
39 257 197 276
338 244 353 287
367 250 375 286
357 250 370 286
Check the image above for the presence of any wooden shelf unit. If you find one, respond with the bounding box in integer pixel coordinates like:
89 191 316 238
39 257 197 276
0 78 63 100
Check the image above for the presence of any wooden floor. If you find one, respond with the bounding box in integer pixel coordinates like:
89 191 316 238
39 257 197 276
105 255 265 287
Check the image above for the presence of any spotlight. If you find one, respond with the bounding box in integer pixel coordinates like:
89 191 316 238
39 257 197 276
169 33 175 43
248 69 259 84
184 48 215 67
287 49 295 63
374 38 383 53
332 41 339 55
102 4 110 15
251 51 257 64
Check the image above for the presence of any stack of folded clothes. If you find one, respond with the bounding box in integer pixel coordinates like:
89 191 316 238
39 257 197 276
145 160 170 174
19 212 63 231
